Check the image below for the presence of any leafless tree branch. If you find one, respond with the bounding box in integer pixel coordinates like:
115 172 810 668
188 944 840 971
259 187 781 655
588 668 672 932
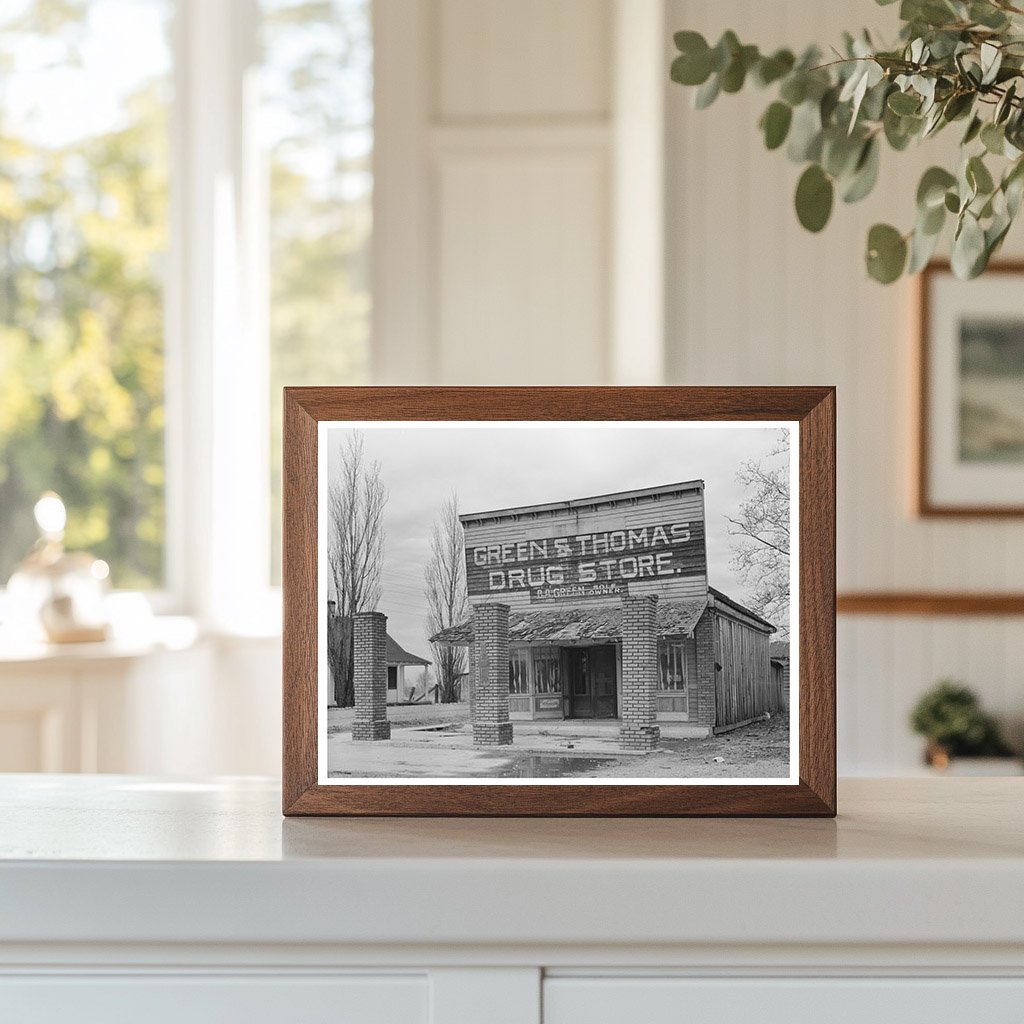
424 490 468 703
327 432 387 706
726 433 791 639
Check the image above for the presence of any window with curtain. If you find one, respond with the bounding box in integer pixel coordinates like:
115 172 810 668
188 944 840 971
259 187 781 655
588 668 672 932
509 647 530 695
533 646 561 694
659 641 688 694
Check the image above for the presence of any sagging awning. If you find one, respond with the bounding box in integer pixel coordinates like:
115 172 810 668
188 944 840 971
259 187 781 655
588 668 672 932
430 599 707 647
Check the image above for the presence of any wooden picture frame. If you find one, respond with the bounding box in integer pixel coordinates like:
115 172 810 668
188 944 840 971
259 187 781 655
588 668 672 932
917 260 1024 517
283 387 836 817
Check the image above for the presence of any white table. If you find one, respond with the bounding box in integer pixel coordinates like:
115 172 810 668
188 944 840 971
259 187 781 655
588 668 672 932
1 776 1022 1023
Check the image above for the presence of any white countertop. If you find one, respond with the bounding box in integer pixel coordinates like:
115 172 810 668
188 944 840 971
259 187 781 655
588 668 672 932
1 775 1022 952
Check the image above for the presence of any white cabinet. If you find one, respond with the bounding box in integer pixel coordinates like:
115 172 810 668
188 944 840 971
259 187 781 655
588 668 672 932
1 976 428 1024
544 977 1024 1024
1 777 1022 1024
0 628 281 776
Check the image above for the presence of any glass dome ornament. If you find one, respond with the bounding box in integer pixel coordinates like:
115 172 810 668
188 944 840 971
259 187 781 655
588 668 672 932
5 493 111 644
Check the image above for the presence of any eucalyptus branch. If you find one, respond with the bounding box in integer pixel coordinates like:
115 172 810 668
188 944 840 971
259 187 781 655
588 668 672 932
671 0 1024 282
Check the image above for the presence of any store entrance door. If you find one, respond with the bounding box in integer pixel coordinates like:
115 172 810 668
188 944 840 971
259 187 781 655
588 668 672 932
566 645 617 719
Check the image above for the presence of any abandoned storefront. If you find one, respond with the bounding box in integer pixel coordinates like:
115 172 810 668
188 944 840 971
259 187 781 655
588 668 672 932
430 480 783 750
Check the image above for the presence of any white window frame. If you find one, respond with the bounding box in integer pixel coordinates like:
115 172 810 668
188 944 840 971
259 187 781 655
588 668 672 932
165 0 275 632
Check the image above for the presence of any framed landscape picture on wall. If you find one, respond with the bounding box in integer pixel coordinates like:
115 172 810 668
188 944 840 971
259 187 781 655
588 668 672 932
918 262 1024 517
281 387 836 817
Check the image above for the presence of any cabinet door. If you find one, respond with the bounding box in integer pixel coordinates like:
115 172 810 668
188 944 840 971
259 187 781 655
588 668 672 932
0 974 428 1024
544 977 1024 1024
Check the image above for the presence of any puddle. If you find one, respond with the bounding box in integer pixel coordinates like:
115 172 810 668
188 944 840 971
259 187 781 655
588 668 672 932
481 753 620 778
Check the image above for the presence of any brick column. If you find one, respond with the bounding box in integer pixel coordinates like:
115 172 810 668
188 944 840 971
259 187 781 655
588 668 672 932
619 594 660 752
352 611 391 741
471 603 513 745
693 608 717 731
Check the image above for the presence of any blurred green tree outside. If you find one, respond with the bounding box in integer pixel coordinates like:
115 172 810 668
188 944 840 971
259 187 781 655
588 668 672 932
264 0 372 582
0 0 371 591
0 0 171 588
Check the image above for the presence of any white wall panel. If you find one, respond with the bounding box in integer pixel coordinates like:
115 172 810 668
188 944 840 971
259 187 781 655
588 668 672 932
665 0 1024 773
374 0 624 385
438 0 610 120
437 150 608 384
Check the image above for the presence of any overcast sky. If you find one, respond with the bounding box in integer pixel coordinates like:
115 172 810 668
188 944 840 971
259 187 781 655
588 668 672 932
326 424 791 658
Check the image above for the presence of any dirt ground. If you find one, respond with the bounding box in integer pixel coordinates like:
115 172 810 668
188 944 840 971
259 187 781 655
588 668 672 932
327 702 470 735
576 714 790 779
327 703 791 779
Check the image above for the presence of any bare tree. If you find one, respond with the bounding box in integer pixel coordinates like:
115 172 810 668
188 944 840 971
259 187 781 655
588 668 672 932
424 490 468 704
328 432 387 706
726 432 791 638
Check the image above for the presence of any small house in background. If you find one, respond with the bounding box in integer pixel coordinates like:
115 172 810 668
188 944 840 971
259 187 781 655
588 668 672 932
385 635 431 704
770 641 790 709
326 600 431 706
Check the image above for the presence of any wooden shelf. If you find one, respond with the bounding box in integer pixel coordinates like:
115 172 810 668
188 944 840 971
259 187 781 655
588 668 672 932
838 592 1024 616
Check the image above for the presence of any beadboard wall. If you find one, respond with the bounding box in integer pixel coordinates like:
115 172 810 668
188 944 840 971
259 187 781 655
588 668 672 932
369 0 1024 774
665 0 1024 771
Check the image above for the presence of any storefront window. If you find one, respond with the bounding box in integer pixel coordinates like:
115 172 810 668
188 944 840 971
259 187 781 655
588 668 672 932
659 642 687 691
509 648 530 694
533 647 562 694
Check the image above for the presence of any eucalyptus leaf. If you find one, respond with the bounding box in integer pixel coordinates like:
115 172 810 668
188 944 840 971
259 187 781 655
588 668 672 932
951 211 986 278
721 44 758 92
980 42 1003 86
920 199 946 235
970 2 1009 29
888 90 921 115
822 128 863 178
917 166 957 210
760 101 793 150
962 115 983 145
996 83 1017 124
908 221 942 273
710 31 740 73
884 106 921 150
795 164 834 232
670 5 1024 283
866 223 908 283
967 154 995 195
779 73 807 106
671 51 712 87
694 73 721 109
754 49 795 87
942 91 974 122
787 101 823 162
842 137 881 203
981 121 1006 155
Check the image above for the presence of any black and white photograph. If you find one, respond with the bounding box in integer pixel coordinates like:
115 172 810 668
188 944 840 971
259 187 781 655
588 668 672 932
317 422 798 785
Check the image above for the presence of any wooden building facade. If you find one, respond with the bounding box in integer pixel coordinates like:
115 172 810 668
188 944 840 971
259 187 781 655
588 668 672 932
431 481 785 740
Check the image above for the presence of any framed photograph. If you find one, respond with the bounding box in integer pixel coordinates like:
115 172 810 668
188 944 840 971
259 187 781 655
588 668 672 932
282 387 835 816
918 261 1024 517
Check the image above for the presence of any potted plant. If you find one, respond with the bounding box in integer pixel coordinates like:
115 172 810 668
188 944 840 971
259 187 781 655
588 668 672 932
670 0 1024 283
909 680 1018 772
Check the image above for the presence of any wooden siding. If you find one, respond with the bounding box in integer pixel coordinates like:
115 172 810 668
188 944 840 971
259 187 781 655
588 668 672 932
463 487 708 611
712 611 778 727
769 663 788 712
